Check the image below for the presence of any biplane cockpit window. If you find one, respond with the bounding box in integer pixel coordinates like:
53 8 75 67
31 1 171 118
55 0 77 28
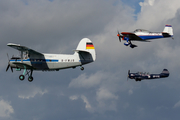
24 52 29 59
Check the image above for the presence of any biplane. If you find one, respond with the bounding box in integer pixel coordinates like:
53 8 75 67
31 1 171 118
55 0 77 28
6 38 96 82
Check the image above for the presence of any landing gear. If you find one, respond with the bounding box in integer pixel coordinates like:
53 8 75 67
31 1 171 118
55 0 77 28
28 76 33 82
19 75 25 81
124 36 137 48
81 67 84 71
135 79 141 81
130 43 137 48
19 66 34 82
130 44 135 48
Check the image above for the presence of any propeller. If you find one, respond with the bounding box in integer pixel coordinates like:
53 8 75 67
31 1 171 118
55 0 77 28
117 31 123 42
6 53 13 72
6 64 10 72
127 70 130 81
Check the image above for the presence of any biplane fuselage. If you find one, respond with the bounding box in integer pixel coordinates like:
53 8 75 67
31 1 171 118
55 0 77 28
9 53 91 70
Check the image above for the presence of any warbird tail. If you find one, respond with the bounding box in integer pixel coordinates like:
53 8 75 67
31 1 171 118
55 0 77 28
160 69 170 78
75 38 96 64
163 25 173 37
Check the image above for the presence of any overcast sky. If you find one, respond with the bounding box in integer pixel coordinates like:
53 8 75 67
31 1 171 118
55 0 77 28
1 0 180 120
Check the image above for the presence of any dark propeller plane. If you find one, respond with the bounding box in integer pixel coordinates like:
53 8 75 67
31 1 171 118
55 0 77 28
128 69 169 81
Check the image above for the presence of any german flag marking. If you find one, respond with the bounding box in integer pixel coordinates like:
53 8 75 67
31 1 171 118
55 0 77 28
86 42 94 49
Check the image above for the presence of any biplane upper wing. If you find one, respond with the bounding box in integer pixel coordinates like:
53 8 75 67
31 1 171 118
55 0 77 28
7 43 43 56
121 32 144 41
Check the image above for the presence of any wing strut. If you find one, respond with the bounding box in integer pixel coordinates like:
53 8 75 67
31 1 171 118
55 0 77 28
21 51 23 62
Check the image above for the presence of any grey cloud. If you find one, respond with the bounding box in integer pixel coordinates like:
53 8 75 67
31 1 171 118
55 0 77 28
0 99 14 118
1 0 180 120
69 71 109 88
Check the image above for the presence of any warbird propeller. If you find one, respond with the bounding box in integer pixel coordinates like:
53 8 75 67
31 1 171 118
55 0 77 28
117 25 173 48
127 69 169 81
6 38 96 82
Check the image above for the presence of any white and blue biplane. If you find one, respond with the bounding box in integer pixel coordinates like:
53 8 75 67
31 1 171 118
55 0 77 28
117 25 173 48
6 38 96 82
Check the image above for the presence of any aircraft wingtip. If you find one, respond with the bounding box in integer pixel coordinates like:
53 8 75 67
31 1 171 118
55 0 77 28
7 43 20 46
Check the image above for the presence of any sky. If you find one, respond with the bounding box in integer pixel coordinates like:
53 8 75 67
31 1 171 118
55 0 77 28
0 0 180 120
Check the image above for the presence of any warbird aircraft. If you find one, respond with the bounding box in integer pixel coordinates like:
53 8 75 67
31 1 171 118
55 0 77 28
117 25 173 48
6 38 96 82
127 69 169 81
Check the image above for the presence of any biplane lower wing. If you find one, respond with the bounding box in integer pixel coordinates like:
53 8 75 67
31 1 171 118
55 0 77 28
12 62 35 69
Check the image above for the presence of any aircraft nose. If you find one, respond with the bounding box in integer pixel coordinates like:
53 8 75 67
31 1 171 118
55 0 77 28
9 62 17 68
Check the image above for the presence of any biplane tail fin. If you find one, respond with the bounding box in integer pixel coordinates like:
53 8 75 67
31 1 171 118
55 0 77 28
163 25 173 36
75 38 96 64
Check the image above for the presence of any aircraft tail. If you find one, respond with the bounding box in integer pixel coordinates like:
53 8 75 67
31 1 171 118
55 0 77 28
160 69 169 77
75 38 96 64
163 25 173 37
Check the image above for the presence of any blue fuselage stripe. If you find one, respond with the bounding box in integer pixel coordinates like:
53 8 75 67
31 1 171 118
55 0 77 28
138 35 164 40
10 59 59 62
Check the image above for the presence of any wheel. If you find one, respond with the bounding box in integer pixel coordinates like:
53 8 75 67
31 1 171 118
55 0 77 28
130 45 134 48
81 67 84 71
19 75 25 81
28 76 33 82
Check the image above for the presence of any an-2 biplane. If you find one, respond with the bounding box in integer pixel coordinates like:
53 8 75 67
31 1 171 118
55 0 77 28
128 69 169 81
117 25 173 48
6 38 96 82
